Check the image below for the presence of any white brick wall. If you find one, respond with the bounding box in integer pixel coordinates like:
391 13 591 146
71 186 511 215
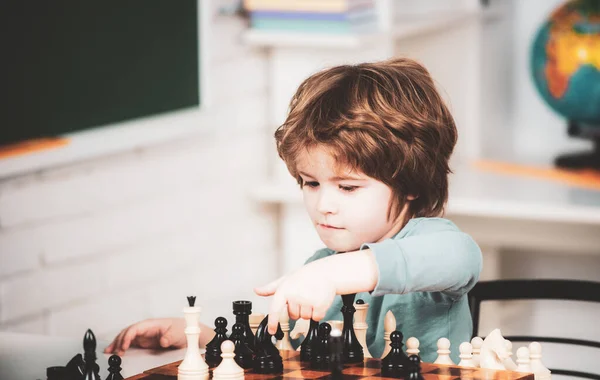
0 9 279 339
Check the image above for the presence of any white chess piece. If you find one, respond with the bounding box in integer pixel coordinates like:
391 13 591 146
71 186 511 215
516 347 533 373
503 339 517 371
213 340 244 380
178 299 209 380
479 329 507 370
290 318 310 352
353 301 372 358
249 313 264 336
382 310 396 358
275 308 294 351
529 342 551 380
458 342 475 368
406 337 420 357
434 338 454 365
471 336 483 367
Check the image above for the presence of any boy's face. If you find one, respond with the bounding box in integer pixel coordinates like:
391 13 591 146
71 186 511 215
296 146 406 252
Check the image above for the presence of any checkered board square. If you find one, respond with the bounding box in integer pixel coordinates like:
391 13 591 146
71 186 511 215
125 350 534 380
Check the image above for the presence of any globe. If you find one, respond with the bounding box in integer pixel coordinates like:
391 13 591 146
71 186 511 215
530 0 600 168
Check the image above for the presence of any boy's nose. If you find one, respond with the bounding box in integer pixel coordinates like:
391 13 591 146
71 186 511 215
316 191 337 214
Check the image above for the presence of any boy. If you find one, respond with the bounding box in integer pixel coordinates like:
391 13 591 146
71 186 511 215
105 57 482 363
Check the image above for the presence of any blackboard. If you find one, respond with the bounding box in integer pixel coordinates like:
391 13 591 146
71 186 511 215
2 0 200 146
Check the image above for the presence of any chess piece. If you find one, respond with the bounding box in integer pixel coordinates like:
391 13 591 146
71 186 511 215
529 342 551 380
178 296 209 380
353 299 372 358
300 319 319 362
381 331 411 378
83 329 100 380
46 366 67 380
205 317 229 368
407 355 424 380
406 337 420 357
516 346 533 373
65 353 85 380
503 339 517 370
479 329 508 370
329 328 344 379
434 337 454 365
341 294 363 363
106 355 124 380
382 310 396 358
471 336 483 367
458 342 475 368
230 323 254 369
310 323 332 370
275 308 294 351
253 315 284 374
213 340 244 380
249 313 264 336
233 300 256 351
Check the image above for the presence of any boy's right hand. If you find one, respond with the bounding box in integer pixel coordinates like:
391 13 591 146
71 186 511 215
104 318 186 355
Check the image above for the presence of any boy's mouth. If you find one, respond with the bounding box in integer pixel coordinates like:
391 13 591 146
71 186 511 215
318 223 343 230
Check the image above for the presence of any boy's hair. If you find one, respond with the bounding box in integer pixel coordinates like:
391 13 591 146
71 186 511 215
274 57 457 221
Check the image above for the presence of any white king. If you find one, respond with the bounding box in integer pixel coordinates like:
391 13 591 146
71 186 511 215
178 296 209 380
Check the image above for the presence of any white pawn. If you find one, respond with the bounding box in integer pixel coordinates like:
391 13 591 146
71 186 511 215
382 310 396 358
516 346 533 373
406 337 420 357
503 339 517 371
471 336 483 367
434 338 454 365
213 340 244 380
458 342 475 368
529 342 551 380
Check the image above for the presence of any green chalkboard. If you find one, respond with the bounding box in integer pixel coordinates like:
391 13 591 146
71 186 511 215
3 0 200 146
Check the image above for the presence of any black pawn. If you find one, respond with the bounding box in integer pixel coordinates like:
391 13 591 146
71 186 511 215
232 300 255 351
229 323 254 369
300 319 319 362
310 323 331 370
381 331 411 378
253 315 284 374
341 294 363 363
83 329 100 380
205 317 229 368
65 353 85 380
106 355 124 380
328 330 344 379
46 366 66 380
407 355 424 380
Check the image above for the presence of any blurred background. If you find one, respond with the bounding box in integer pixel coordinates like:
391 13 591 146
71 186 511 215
1 0 599 374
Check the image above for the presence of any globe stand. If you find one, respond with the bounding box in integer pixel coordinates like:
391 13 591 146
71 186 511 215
554 121 600 170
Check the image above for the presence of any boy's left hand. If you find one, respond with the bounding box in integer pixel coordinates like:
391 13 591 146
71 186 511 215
254 262 336 335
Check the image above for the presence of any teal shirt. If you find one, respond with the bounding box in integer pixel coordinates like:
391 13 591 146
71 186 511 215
294 217 482 363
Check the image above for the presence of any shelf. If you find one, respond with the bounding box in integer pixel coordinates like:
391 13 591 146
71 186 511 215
241 10 487 49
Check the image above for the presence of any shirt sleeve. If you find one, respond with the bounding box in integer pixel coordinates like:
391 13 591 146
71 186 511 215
361 231 482 300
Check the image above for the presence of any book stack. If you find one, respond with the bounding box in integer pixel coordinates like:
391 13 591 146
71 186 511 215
243 0 379 34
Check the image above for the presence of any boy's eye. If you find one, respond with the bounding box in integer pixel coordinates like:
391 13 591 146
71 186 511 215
304 181 319 188
339 185 358 192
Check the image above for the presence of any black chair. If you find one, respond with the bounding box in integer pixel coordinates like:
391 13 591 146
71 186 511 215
468 279 600 380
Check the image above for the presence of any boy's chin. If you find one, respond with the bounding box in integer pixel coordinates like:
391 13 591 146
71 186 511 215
321 239 360 253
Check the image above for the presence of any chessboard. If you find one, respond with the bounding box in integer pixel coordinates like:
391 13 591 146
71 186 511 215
124 350 534 380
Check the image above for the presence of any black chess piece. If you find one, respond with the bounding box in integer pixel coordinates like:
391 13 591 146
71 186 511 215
300 319 319 362
252 315 284 374
205 317 229 367
328 329 344 379
65 353 85 380
341 293 363 363
106 355 124 380
407 355 424 380
356 299 365 305
187 295 196 307
310 322 332 370
83 329 101 380
229 322 255 369
381 331 411 378
232 300 256 351
46 366 67 380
